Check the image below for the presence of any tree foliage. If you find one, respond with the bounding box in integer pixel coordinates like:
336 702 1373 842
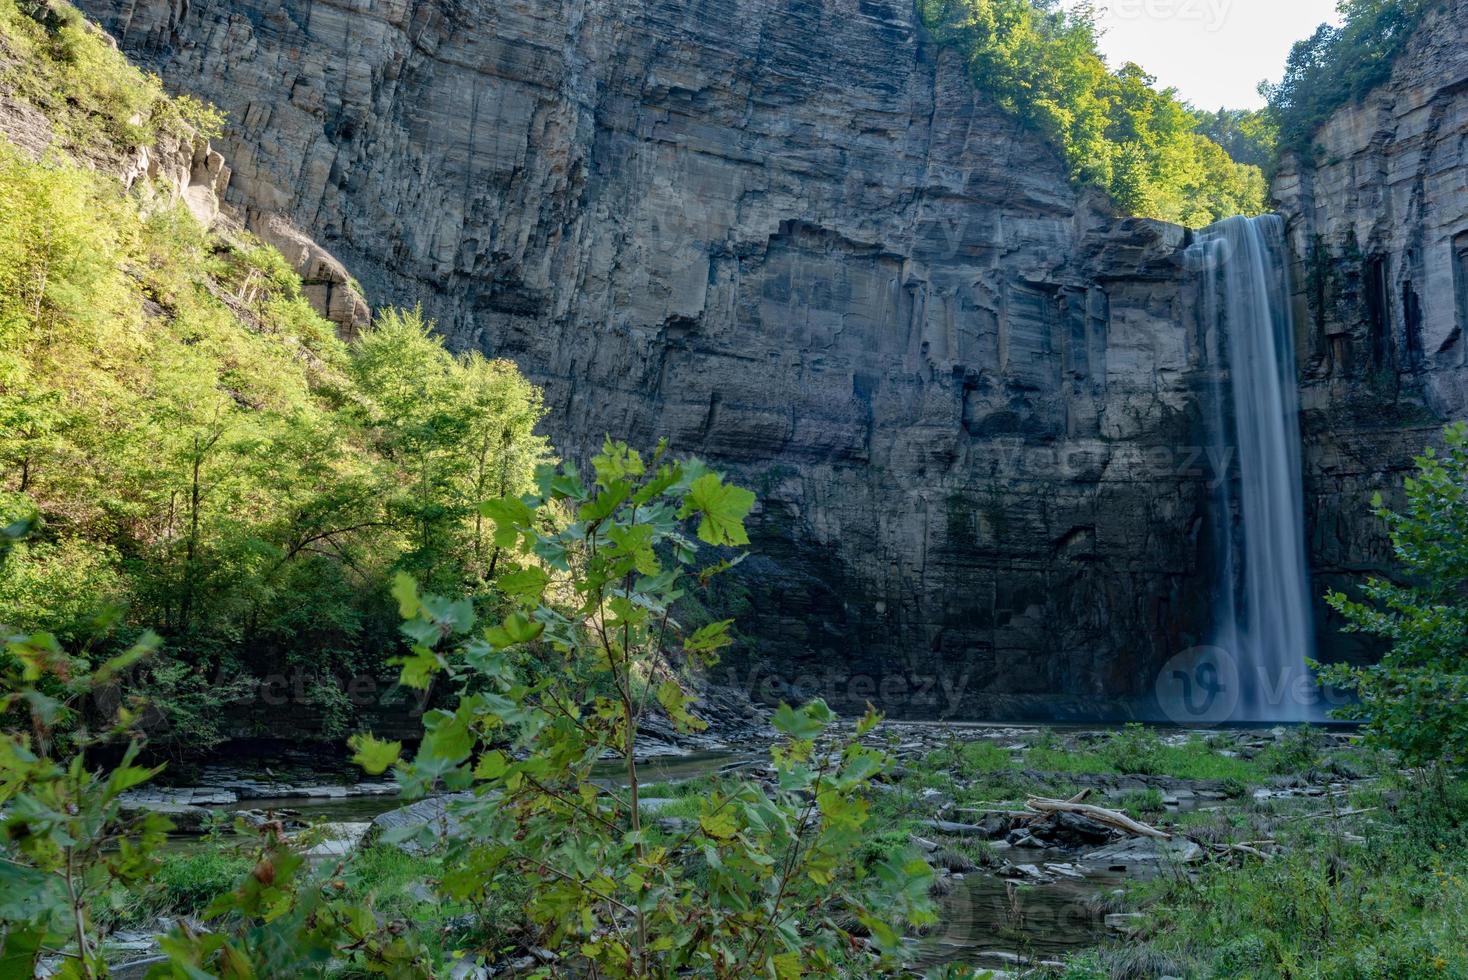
917 0 1268 226
0 0 552 746
353 442 936 976
1322 423 1468 766
1264 0 1433 160
1190 107 1279 173
0 0 221 152
0 622 429 977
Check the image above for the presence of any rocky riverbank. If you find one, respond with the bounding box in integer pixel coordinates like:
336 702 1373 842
99 720 1394 977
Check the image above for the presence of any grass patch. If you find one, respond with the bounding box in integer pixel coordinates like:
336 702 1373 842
1026 726 1263 784
1080 771 1468 978
97 849 253 928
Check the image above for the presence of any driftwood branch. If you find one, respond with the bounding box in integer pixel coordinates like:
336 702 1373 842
1282 807 1377 823
1024 796 1171 839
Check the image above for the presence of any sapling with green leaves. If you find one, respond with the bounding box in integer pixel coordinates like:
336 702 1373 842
1322 422 1468 767
352 439 936 977
0 627 169 979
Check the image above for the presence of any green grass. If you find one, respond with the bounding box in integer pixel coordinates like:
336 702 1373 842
1070 771 1468 979
97 849 252 929
1025 726 1263 784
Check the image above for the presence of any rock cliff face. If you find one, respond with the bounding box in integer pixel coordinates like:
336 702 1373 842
79 0 1230 717
1272 0 1468 662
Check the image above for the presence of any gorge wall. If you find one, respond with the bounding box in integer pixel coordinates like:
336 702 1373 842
1273 0 1468 664
77 0 1227 718
82 0 1468 719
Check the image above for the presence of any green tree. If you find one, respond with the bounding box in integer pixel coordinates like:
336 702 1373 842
1 0 554 738
1322 422 1468 765
917 0 1268 226
353 441 935 976
1264 0 1432 160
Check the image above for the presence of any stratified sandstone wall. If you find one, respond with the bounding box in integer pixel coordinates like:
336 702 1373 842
81 0 1222 717
1273 0 1468 663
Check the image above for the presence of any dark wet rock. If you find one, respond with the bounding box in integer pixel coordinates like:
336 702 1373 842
1084 837 1202 868
920 820 990 838
1044 811 1114 846
368 794 471 855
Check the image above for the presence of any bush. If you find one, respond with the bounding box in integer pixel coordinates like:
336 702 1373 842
1322 422 1468 766
352 442 937 975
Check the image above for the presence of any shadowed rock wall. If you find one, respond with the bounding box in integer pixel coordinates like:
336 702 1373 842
80 0 1231 718
1272 0 1468 666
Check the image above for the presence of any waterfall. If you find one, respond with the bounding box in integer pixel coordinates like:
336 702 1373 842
1192 215 1319 722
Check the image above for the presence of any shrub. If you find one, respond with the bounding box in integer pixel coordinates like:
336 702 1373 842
352 442 937 975
1322 422 1468 766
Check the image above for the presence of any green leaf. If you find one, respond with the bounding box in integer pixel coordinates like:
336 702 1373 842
699 809 737 840
0 924 45 978
683 619 733 655
771 700 833 741
496 566 550 605
393 646 441 690
391 572 421 619
480 496 534 548
473 749 509 780
349 734 402 775
679 473 755 546
485 612 545 649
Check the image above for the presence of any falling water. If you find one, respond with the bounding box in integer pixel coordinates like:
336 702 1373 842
1191 215 1319 721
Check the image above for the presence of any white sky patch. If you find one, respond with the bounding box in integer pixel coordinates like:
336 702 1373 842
1068 0 1343 110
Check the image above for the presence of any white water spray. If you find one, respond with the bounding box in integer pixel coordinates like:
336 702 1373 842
1191 215 1319 722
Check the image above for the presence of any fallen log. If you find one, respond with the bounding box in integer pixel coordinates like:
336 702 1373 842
1025 797 1171 840
1205 841 1273 861
1282 807 1377 823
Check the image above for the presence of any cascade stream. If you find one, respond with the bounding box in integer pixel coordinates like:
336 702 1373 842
1192 215 1320 722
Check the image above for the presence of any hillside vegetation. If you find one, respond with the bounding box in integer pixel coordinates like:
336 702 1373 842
0 0 550 748
918 0 1269 227
1264 0 1434 160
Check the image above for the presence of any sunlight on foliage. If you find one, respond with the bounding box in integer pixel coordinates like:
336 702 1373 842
917 0 1269 226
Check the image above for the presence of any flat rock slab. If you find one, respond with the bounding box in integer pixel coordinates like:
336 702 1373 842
370 795 471 854
919 819 991 837
120 802 214 833
1084 837 1202 867
304 821 373 858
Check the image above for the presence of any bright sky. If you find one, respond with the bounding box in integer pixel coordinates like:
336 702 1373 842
1068 0 1344 110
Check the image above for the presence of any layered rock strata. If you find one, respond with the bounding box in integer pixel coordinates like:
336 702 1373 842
78 0 1296 716
1272 0 1468 662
